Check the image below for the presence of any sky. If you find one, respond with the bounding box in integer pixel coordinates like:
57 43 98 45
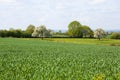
0 0 120 31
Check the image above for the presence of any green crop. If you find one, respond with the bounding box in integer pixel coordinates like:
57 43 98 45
0 38 120 80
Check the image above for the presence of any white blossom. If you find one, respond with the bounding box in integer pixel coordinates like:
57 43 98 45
94 28 106 40
32 25 51 38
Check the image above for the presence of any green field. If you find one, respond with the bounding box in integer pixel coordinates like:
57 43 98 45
0 38 120 80
45 38 120 46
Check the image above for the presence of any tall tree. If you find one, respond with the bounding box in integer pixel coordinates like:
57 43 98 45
68 21 83 37
26 24 35 34
94 28 106 40
32 25 51 39
82 25 93 38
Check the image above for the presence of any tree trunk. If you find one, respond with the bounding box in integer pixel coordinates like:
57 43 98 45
98 35 101 40
41 32 44 40
98 38 100 40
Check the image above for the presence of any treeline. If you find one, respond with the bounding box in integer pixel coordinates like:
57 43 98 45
0 25 35 38
0 21 120 39
0 29 30 38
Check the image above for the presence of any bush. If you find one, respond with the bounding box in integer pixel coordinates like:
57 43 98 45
110 32 120 39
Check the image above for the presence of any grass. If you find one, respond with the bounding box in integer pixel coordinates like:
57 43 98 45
0 38 120 80
45 38 120 46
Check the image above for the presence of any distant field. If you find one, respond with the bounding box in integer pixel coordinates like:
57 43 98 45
45 38 120 46
0 38 120 80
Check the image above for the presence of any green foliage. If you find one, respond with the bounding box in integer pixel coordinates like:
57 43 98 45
68 21 83 37
51 30 69 38
0 38 120 79
81 25 93 38
0 29 23 38
26 24 35 34
110 32 120 39
0 30 8 37
68 21 94 38
0 28 32 38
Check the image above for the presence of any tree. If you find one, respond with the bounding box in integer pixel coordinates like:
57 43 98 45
110 32 120 39
0 30 7 37
26 24 35 34
32 25 51 39
14 29 22 38
68 21 83 37
81 25 93 38
94 28 106 40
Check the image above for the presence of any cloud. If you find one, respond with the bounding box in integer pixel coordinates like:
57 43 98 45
0 0 16 3
90 0 107 4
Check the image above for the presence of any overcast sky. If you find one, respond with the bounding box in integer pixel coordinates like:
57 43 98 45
0 0 120 30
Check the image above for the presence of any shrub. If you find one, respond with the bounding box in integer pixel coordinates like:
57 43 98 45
110 32 120 39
